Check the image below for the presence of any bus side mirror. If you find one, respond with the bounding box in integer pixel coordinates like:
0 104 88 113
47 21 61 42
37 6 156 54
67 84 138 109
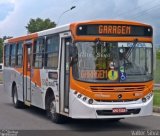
69 43 78 65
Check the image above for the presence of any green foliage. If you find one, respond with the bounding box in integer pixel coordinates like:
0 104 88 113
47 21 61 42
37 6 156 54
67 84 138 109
0 37 12 63
154 58 160 84
153 90 160 106
156 50 160 60
0 38 3 63
3 36 13 40
26 18 56 33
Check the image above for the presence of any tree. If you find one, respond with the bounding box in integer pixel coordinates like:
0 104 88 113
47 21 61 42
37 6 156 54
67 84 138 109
0 36 12 63
0 38 3 63
3 36 13 41
26 18 56 33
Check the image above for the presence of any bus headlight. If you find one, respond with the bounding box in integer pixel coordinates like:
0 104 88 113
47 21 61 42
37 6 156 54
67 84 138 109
83 97 87 101
78 94 82 98
73 90 94 104
88 99 94 104
142 98 147 103
142 92 153 103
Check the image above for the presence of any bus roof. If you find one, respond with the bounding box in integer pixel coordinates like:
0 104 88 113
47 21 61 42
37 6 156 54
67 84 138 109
70 20 152 26
4 20 152 44
5 24 70 44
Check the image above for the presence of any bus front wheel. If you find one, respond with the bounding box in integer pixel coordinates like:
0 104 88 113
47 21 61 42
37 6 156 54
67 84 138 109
46 96 67 124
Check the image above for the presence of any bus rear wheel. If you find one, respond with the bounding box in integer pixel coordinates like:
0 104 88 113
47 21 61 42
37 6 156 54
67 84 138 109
12 85 24 108
46 96 67 124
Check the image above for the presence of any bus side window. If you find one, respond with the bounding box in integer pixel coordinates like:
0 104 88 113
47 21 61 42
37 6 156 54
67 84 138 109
4 44 10 67
45 35 59 69
33 38 44 68
27 47 31 70
11 44 16 67
16 42 23 67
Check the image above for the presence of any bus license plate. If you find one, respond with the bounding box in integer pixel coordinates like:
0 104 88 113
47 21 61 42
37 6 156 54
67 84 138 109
112 108 127 113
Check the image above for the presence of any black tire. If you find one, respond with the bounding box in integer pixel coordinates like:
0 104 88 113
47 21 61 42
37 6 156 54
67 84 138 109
46 96 68 124
12 85 24 108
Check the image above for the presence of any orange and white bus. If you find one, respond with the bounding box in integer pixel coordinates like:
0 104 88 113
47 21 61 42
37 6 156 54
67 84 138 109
3 20 153 123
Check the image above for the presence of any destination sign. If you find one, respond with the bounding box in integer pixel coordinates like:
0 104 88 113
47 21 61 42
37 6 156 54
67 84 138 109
76 24 153 37
80 70 108 79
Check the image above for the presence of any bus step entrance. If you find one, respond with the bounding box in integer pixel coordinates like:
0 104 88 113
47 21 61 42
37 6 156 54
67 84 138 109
64 108 69 113
24 101 31 106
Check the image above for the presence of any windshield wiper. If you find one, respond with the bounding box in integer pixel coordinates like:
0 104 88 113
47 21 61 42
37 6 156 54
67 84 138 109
125 39 138 60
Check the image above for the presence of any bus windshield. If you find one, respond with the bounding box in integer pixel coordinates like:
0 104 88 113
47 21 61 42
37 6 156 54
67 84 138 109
72 42 153 83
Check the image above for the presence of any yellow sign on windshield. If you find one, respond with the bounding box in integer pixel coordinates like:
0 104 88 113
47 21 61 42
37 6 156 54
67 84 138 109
108 70 118 81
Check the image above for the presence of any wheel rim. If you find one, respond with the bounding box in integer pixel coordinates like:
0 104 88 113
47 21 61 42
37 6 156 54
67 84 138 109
13 90 17 104
50 100 56 115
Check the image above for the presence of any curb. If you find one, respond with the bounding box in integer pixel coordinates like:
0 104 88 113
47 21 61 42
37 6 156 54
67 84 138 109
154 84 160 90
155 84 160 87
153 106 160 113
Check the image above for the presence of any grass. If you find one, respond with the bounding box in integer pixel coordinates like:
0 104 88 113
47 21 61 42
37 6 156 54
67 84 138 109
153 90 160 107
154 59 160 84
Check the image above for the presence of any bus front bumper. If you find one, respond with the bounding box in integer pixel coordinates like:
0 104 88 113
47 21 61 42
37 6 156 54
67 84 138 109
69 91 153 119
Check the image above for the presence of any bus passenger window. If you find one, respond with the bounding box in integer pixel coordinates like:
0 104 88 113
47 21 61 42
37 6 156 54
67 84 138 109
11 44 16 67
4 44 10 67
33 38 44 68
45 35 59 69
16 42 23 67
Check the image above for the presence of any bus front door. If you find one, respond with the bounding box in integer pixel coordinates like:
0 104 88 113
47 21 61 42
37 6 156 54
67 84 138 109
60 33 71 114
23 43 32 106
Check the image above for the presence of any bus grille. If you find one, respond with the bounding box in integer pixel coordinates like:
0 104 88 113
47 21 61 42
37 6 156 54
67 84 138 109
90 85 145 92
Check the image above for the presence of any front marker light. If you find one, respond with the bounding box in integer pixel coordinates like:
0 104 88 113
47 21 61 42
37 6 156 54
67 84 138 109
146 95 150 100
78 94 82 98
83 97 87 101
73 91 94 104
142 92 153 103
142 98 147 103
88 99 93 104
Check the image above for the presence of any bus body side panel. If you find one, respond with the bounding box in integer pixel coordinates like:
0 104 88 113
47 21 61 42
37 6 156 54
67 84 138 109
3 67 12 97
41 69 59 110
30 68 59 110
30 69 44 109
14 68 23 102
3 68 24 102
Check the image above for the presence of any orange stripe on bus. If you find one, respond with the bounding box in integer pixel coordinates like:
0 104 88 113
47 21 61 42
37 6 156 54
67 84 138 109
8 33 38 43
15 68 23 74
71 37 152 42
31 69 41 87
15 68 41 87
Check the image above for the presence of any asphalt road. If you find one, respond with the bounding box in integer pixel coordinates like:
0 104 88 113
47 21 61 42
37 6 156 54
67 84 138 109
0 84 160 135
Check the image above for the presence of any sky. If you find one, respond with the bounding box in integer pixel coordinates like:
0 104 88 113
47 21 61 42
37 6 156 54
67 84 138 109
0 0 160 45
